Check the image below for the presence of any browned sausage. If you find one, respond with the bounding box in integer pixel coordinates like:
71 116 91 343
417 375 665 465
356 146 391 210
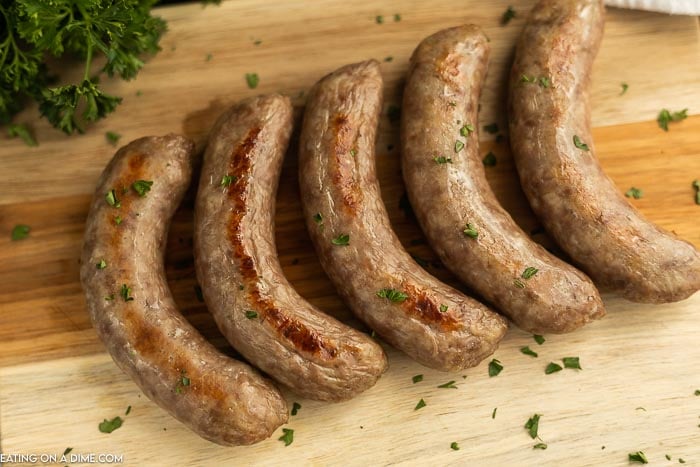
299 61 507 371
80 135 288 445
401 25 605 333
194 95 387 401
509 0 700 303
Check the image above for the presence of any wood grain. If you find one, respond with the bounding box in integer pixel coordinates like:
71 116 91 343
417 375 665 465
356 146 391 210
1 0 699 464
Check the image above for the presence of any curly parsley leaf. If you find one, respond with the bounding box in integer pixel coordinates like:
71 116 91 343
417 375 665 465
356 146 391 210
376 288 408 303
7 123 37 146
657 108 688 132
98 416 123 434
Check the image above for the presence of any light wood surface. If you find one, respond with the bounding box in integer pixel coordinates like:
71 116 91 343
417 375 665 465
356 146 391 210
1 1 699 465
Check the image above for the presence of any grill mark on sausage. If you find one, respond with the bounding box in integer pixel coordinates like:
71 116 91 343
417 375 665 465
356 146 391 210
331 114 362 213
400 283 461 331
225 128 338 359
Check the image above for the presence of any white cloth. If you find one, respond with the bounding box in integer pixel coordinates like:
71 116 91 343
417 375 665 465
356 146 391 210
605 0 700 15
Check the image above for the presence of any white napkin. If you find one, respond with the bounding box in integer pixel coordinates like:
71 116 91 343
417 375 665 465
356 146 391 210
605 0 700 15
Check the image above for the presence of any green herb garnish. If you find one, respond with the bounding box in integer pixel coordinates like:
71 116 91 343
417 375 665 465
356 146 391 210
454 140 464 152
438 380 458 389
533 443 547 450
562 357 581 369
439 304 448 313
524 414 541 439
120 284 134 302
501 6 516 25
488 359 503 377
545 362 562 374
98 416 123 434
492 407 497 419
693 180 700 205
106 189 121 208
460 124 474 137
376 288 408 303
534 335 545 345
11 224 30 241
657 108 688 131
412 374 423 384
278 428 294 446
220 174 236 187
520 74 535 83
7 124 37 147
415 398 426 410
538 77 551 88
522 267 539 280
483 123 499 134
97 259 107 269
291 402 301 416
245 310 258 319
628 451 648 464
434 156 453 164
245 73 259 89
125 405 132 415
625 187 643 199
520 346 538 358
63 447 73 456
620 83 629 95
573 135 589 151
394 13 401 21
106 131 121 145
114 215 123 225
375 15 384 24
482 151 497 166
132 180 153 197
331 234 350 246
450 442 460 450
463 223 478 239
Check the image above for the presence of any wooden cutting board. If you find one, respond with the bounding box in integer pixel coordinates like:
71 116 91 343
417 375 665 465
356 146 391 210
1 1 699 465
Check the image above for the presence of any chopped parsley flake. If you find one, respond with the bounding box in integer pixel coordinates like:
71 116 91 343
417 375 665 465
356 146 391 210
132 180 153 197
331 234 350 246
120 284 134 302
628 451 648 464
245 310 258 319
545 362 562 374
415 398 426 410
521 267 539 280
376 288 408 302
437 380 457 389
291 402 301 416
11 224 30 241
105 189 121 208
106 131 121 145
434 156 453 164
562 357 581 369
620 83 629 95
693 180 700 205
221 174 236 187
533 443 547 450
625 187 643 199
657 108 688 131
454 140 465 152
114 215 122 225
375 15 384 24
483 123 499 134
394 13 401 21
534 335 545 345
245 73 259 89
538 77 551 88
63 447 73 456
500 6 516 25
460 124 474 137
488 359 503 377
463 223 478 239
439 304 448 313
98 416 123 434
524 414 541 439
492 407 497 419
520 74 535 83
450 442 460 451
97 259 107 269
520 346 538 358
278 428 294 446
7 123 37 147
412 374 423 384
482 151 497 166
573 135 589 151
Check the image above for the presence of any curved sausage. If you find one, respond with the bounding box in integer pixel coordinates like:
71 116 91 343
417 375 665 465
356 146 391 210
299 61 507 371
194 95 387 402
401 25 605 333
509 0 700 303
80 135 288 446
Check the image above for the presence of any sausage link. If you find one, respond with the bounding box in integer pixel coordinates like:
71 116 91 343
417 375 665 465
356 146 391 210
509 0 700 303
299 61 507 371
80 135 288 445
401 25 605 333
194 95 387 401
